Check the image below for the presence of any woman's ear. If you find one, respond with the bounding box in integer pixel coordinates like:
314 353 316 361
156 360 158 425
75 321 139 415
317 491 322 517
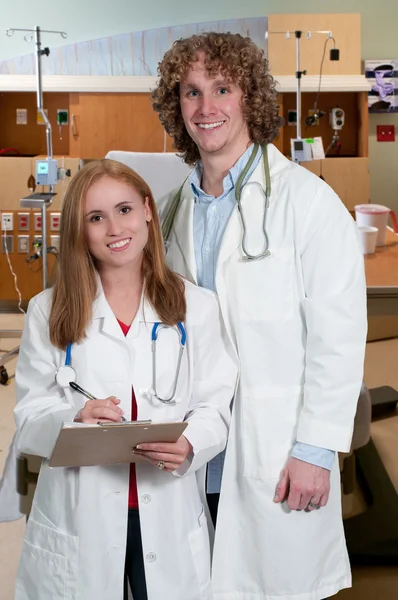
144 196 152 222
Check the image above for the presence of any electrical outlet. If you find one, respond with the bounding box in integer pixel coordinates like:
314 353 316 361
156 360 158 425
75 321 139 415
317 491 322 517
50 212 61 231
18 212 30 231
18 235 30 253
33 213 42 231
33 235 42 245
2 212 14 231
50 235 60 250
1 235 13 253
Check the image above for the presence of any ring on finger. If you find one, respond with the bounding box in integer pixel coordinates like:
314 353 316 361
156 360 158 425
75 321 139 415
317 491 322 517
308 500 320 509
157 460 165 470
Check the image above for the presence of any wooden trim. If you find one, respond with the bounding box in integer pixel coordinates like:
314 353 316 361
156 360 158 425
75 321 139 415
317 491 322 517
0 74 370 93
357 92 369 158
69 93 81 158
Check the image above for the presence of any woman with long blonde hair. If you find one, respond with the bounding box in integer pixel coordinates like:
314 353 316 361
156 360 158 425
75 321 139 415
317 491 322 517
14 159 237 600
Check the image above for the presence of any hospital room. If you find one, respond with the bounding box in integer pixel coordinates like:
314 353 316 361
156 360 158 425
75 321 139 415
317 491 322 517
0 1 397 599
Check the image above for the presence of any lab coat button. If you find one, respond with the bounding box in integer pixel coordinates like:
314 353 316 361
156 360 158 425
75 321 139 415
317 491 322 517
146 552 156 563
141 494 151 504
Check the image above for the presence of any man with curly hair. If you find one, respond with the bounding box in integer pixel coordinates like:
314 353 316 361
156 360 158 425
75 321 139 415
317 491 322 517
153 32 366 600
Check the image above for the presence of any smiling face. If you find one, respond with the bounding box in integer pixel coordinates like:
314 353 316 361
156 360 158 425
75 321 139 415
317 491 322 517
83 175 152 273
179 53 251 162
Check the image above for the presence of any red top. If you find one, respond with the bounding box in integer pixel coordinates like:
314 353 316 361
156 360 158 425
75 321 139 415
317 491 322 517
117 319 139 509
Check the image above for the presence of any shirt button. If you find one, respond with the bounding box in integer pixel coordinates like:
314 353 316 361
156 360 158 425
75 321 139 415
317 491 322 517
146 552 156 563
212 206 217 212
141 494 151 504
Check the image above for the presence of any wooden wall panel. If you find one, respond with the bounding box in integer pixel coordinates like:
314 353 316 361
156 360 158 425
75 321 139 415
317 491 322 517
0 92 70 156
69 93 173 158
0 157 80 210
282 92 359 157
302 157 370 210
267 14 361 76
0 157 80 303
357 92 369 158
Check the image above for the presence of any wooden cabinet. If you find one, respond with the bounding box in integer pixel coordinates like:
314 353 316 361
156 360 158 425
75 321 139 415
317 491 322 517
303 157 370 210
69 93 174 158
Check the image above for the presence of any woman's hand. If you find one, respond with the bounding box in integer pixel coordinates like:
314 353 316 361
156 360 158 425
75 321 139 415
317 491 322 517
133 435 193 472
75 396 124 423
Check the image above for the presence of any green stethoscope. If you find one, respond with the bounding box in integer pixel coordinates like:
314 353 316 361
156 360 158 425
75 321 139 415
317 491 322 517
161 143 272 261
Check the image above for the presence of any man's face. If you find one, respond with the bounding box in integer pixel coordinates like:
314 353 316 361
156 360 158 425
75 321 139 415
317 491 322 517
179 53 250 160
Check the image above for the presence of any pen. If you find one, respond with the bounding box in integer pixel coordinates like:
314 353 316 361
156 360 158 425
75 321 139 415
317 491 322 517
69 381 127 421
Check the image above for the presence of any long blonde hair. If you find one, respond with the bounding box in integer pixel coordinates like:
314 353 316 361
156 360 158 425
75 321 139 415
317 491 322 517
49 159 186 349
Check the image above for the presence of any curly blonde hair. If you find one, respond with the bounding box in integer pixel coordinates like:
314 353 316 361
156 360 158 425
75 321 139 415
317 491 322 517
152 32 281 165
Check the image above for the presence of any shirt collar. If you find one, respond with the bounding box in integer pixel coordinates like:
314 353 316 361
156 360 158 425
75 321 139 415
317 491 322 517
189 143 256 200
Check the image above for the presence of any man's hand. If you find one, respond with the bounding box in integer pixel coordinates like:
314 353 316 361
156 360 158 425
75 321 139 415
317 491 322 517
133 435 193 472
273 457 331 511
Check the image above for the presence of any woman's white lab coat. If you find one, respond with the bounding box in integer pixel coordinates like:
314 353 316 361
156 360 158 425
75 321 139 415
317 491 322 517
158 144 367 600
14 280 237 600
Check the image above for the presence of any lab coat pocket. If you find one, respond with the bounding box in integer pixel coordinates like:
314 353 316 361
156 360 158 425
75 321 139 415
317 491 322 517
234 247 294 321
16 518 79 600
188 507 212 596
243 390 303 480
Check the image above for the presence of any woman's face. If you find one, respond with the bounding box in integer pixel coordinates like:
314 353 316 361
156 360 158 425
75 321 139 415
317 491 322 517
83 175 152 272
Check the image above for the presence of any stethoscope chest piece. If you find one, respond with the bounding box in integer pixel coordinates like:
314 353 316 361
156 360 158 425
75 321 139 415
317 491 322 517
55 365 76 388
55 342 76 388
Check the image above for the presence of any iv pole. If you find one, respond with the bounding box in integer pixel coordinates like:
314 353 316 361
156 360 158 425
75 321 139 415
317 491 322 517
6 26 67 290
265 29 334 140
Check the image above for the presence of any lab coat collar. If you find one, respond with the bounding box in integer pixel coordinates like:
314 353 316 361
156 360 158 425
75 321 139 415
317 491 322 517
92 275 160 341
172 182 197 284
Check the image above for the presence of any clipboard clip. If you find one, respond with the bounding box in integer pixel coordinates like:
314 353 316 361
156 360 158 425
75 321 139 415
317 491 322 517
96 420 152 427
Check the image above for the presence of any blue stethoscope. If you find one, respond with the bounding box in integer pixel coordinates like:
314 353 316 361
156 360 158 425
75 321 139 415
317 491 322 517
55 322 187 405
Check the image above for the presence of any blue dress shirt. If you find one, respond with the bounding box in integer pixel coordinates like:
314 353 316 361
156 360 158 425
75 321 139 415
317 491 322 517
190 144 335 493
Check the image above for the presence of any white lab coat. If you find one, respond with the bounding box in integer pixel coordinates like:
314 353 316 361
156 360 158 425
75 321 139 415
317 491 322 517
13 280 238 600
158 144 368 600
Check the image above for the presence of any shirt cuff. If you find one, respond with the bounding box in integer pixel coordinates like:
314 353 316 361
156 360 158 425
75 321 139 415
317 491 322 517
291 441 336 471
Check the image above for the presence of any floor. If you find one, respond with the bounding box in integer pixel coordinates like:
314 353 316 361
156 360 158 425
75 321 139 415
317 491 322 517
0 313 397 599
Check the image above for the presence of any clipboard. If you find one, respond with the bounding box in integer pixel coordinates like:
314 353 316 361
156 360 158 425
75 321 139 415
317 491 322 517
49 420 188 468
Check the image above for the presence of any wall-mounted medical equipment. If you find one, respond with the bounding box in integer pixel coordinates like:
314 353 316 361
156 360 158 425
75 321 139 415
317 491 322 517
290 138 313 163
36 158 59 186
330 107 345 130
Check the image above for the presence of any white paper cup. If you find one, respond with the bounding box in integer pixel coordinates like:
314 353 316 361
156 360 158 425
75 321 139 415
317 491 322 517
357 225 379 254
355 204 390 246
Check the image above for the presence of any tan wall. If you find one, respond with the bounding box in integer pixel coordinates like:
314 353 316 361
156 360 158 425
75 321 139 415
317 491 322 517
268 13 361 75
369 113 398 215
